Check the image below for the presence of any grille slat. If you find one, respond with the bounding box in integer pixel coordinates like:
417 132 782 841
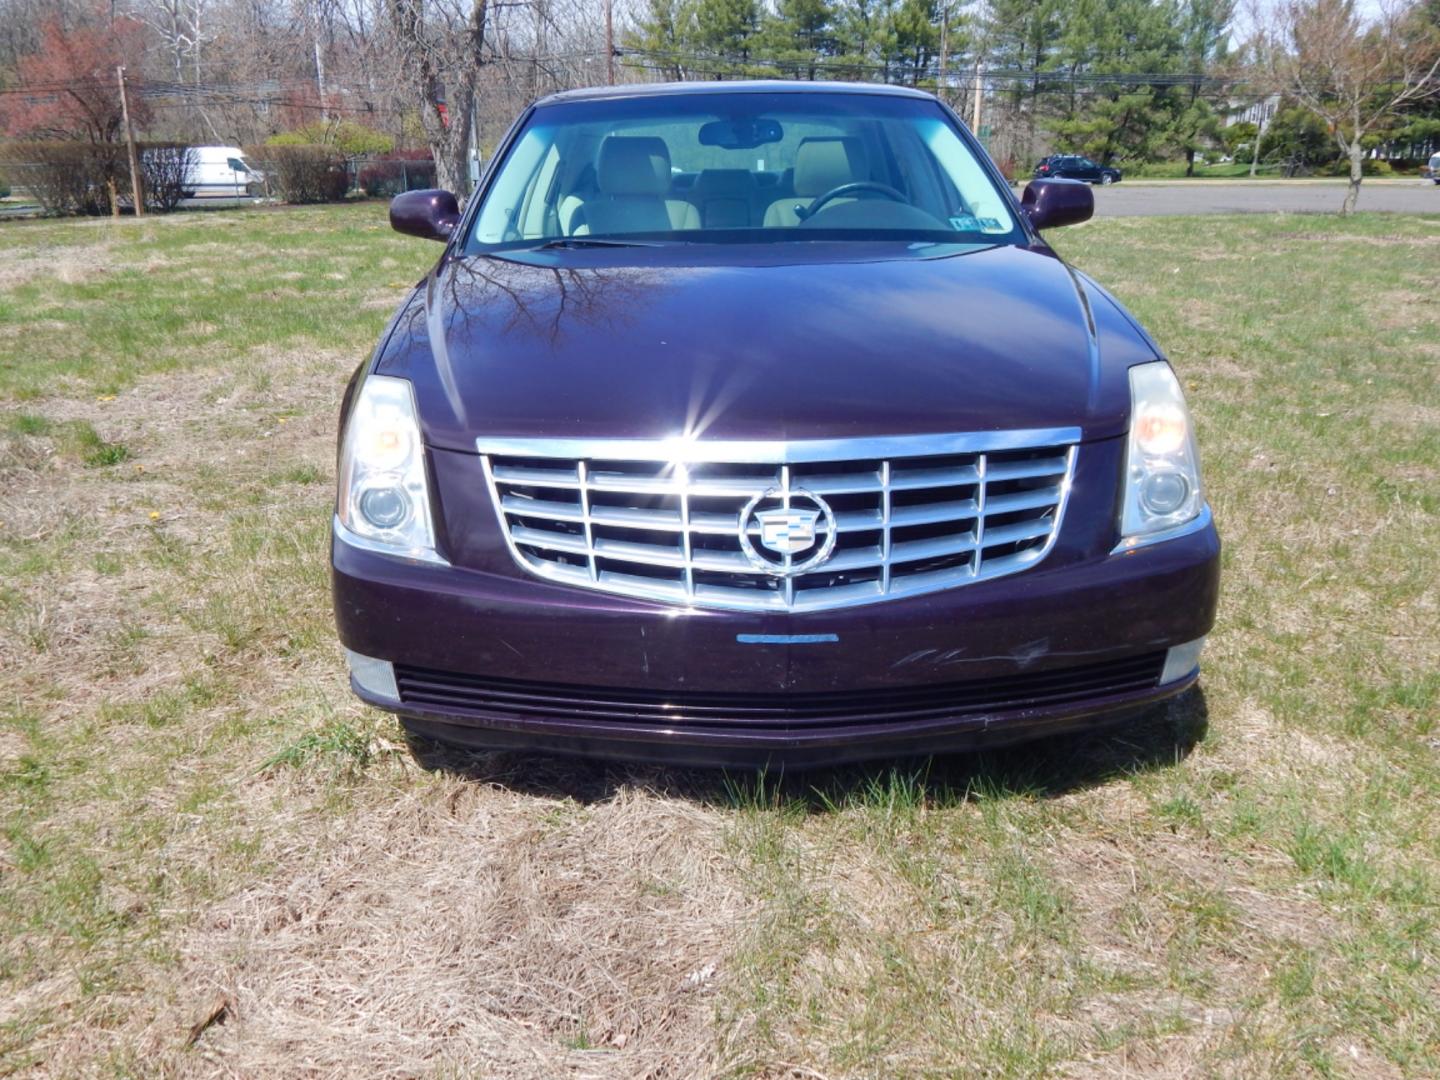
985 485 1066 516
480 432 1077 613
887 465 982 491
500 494 585 522
984 455 1070 481
890 532 978 565
511 525 590 556
982 518 1055 548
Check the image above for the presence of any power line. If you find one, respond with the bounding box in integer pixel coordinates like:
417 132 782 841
616 46 1249 91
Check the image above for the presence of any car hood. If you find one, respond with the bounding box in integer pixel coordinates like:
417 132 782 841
376 243 1159 453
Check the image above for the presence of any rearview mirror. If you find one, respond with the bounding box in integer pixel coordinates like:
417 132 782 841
699 117 784 150
1020 179 1094 231
390 189 460 242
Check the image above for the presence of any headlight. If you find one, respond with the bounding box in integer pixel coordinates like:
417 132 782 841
1118 362 1204 544
336 374 444 563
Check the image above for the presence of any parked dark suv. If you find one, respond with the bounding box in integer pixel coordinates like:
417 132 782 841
1035 154 1122 185
333 81 1218 766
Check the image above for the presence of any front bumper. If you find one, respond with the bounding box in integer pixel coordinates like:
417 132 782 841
332 504 1220 766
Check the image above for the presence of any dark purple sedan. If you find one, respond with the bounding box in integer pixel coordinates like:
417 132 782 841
333 81 1219 767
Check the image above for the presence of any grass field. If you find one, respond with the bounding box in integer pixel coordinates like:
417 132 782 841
1 204 1437 1077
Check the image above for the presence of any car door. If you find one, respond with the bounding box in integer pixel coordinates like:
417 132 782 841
1074 157 1101 182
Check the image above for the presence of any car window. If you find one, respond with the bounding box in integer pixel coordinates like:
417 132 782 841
226 157 248 173
468 92 1021 252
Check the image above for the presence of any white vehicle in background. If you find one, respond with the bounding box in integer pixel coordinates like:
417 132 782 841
182 146 263 198
1426 153 1440 185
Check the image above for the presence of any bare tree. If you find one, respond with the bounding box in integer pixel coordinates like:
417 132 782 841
387 0 488 194
133 0 213 83
1258 0 1440 212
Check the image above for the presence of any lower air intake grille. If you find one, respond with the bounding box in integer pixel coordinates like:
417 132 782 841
394 652 1165 730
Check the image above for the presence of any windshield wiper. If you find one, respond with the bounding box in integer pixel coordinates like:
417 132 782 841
530 237 666 250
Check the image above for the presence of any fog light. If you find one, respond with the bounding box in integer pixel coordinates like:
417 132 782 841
1140 471 1190 515
346 648 398 701
1160 637 1206 684
359 485 411 530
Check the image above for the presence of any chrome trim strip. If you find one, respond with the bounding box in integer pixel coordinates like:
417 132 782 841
1111 503 1214 555
474 427 1083 463
333 514 450 566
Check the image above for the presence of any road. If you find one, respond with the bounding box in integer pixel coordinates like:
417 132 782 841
1089 179 1440 217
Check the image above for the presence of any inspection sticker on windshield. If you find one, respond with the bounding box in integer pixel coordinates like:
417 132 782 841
977 217 1008 233
949 214 980 232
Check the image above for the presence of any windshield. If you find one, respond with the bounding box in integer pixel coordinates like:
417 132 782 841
466 91 1021 253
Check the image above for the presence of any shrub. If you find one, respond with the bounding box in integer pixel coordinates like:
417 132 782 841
267 121 394 157
245 144 349 203
357 157 437 197
138 143 197 212
1323 158 1396 178
0 140 127 215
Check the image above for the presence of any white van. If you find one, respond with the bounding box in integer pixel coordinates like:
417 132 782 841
182 146 264 198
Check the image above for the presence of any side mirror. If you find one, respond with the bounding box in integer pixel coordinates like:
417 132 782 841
390 189 460 242
1021 179 1094 231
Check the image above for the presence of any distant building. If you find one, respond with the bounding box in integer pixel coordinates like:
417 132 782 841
1225 94 1280 128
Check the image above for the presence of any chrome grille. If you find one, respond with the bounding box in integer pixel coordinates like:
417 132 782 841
478 431 1079 613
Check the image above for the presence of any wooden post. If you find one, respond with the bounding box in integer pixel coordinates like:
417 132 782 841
117 66 145 217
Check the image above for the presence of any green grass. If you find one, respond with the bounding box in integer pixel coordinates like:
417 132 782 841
0 203 1438 1075
0 205 424 399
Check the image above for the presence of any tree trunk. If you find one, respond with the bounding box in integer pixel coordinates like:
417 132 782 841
1185 147 1196 177
388 0 487 199
420 89 473 195
1342 140 1363 215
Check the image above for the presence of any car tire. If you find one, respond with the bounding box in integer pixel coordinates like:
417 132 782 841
1100 174 1115 185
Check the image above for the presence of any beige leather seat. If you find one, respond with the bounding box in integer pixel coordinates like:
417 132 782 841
764 137 871 228
571 136 699 235
688 169 757 228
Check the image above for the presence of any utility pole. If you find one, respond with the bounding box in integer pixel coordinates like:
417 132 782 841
605 0 615 86
117 66 145 217
314 38 328 120
938 5 949 104
971 63 983 136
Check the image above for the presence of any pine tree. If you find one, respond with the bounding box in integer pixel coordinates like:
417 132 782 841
759 0 839 78
691 0 764 75
1171 0 1234 174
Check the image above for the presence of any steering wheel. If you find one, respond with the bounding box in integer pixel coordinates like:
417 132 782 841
802 181 909 219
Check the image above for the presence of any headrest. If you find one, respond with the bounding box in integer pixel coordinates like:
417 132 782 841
690 169 754 197
793 137 869 198
597 136 671 196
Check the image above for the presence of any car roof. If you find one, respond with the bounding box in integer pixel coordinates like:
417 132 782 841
534 80 939 108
